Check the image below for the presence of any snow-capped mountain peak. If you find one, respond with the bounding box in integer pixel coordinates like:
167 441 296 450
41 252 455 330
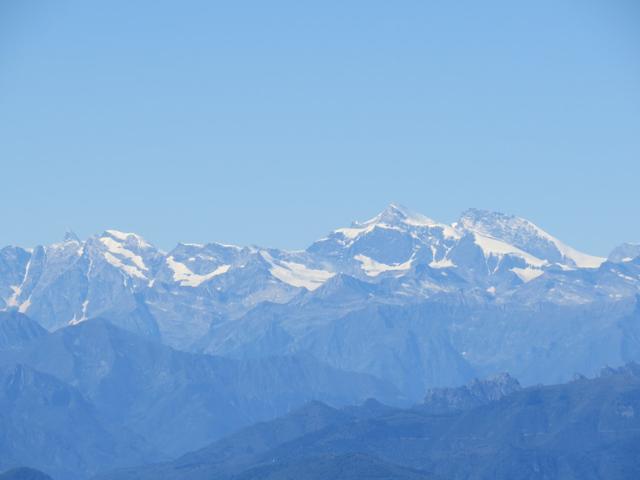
308 205 612 289
103 229 153 249
361 203 438 229
457 209 605 269
97 230 159 280
332 203 457 242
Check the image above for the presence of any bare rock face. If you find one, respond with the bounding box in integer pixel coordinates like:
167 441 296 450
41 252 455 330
422 372 522 413
609 243 640 263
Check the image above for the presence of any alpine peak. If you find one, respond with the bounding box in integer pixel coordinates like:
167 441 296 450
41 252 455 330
359 203 438 229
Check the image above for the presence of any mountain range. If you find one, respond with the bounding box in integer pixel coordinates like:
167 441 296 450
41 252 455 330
1 205 639 478
97 363 640 480
1 205 638 393
0 311 398 478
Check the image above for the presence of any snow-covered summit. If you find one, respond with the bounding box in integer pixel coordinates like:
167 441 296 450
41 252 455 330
359 203 439 228
97 230 159 280
331 203 458 245
314 204 607 285
102 229 154 249
457 208 605 269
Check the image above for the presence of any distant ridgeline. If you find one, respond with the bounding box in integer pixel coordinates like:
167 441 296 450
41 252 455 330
97 364 640 480
0 205 639 478
0 468 53 480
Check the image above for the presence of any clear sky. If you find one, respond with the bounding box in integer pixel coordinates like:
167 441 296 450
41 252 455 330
1 1 639 255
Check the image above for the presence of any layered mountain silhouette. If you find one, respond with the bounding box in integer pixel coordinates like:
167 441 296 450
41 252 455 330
1 206 638 398
0 206 639 478
0 317 399 478
98 364 640 480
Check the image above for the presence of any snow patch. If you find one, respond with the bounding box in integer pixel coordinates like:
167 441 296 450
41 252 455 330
69 300 90 325
335 224 375 240
104 252 147 279
6 286 21 308
100 236 148 271
511 267 544 283
355 254 413 277
18 298 31 313
460 211 604 269
473 233 547 268
552 242 605 269
166 256 230 287
438 225 462 240
260 251 334 291
617 273 635 282
6 285 31 313
105 229 152 248
215 242 243 250
520 222 605 268
5 258 32 310
335 223 401 241
429 258 455 269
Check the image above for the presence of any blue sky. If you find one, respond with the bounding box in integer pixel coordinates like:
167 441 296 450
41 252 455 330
1 0 639 254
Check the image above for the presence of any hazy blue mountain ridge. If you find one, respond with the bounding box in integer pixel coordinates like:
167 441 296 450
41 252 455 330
97 364 640 480
0 315 401 478
1 206 640 478
0 205 639 400
0 468 54 480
